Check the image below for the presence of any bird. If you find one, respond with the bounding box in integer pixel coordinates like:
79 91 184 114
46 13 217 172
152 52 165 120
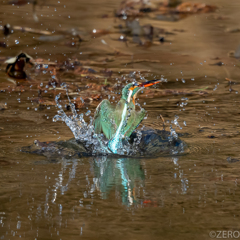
93 79 161 153
5 52 34 79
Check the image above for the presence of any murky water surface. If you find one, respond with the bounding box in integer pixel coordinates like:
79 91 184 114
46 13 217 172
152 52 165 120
1 0 240 239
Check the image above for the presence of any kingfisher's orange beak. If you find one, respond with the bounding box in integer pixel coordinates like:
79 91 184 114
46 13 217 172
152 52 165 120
138 79 161 88
129 79 161 105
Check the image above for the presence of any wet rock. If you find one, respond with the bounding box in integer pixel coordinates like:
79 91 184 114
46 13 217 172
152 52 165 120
227 157 240 163
130 128 186 156
208 135 216 138
210 61 224 66
21 139 91 159
159 37 165 43
22 128 186 158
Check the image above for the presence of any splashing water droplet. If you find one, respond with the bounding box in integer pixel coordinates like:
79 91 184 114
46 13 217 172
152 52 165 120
85 110 91 116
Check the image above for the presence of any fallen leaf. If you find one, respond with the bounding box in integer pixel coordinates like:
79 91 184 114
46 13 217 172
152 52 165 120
176 2 217 13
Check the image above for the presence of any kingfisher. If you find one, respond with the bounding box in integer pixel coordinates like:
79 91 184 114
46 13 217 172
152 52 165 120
94 79 161 153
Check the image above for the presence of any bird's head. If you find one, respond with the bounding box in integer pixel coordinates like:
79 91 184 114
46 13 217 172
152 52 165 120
122 79 161 105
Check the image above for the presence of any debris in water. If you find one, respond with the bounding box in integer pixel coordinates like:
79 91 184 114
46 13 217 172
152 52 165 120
5 53 34 80
176 2 217 14
0 103 7 110
227 157 240 163
3 24 12 36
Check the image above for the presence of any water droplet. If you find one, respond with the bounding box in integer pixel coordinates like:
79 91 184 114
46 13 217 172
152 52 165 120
85 110 91 116
17 221 21 229
15 40 19 44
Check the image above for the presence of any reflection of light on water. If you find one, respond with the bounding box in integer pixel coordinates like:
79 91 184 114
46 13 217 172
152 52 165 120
0 156 194 239
51 159 78 203
16 221 21 230
44 189 49 216
180 170 188 194
172 157 189 194
41 159 82 234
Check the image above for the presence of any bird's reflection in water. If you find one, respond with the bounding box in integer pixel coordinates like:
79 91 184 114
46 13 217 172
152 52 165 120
93 157 145 206
42 155 190 216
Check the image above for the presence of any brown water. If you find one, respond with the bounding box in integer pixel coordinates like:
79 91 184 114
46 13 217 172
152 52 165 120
1 0 240 239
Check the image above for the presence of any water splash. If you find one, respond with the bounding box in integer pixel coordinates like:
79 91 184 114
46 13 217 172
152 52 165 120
53 92 107 155
168 115 182 143
52 85 141 156
52 84 184 156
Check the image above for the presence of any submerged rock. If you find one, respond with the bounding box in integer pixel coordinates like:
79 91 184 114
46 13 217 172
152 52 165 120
21 139 92 159
130 128 185 156
21 128 186 158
